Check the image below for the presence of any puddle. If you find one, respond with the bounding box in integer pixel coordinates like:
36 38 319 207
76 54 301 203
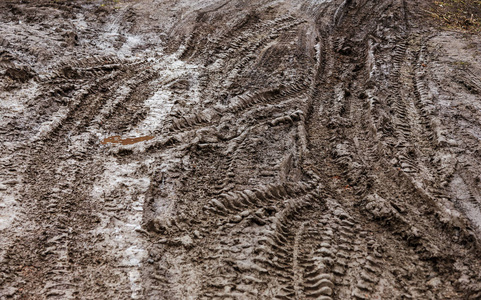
101 135 154 145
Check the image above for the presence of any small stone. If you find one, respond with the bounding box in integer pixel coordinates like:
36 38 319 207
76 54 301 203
427 277 441 289
180 235 193 248
458 275 470 285
230 215 242 223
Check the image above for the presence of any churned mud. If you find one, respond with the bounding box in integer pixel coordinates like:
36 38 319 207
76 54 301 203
1 0 481 299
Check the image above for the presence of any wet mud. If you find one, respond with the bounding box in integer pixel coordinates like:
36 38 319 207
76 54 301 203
1 0 481 299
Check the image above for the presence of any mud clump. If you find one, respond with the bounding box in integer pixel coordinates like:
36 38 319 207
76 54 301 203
1 0 481 299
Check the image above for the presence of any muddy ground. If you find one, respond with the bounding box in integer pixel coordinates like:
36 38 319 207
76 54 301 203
1 0 481 299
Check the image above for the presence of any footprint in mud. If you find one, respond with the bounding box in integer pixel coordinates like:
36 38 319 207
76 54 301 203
101 135 154 145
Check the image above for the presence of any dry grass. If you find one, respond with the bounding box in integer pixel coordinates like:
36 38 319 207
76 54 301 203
427 0 481 31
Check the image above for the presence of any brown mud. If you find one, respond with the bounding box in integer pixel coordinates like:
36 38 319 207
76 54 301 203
101 135 154 145
1 0 481 299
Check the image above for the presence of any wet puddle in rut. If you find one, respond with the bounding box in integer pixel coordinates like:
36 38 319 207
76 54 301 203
101 135 154 145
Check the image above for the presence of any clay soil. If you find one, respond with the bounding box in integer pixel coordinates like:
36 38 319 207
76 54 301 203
1 0 481 299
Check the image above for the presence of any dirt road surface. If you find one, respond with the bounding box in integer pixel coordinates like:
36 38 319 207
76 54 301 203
1 0 481 299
